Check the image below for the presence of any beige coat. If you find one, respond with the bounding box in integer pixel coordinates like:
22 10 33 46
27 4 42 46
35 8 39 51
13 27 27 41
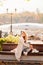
11 36 30 61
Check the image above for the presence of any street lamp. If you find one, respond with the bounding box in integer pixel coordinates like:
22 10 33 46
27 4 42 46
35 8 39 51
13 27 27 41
10 8 17 34
10 12 13 34
6 8 17 34
6 8 13 34
6 8 8 14
15 8 17 13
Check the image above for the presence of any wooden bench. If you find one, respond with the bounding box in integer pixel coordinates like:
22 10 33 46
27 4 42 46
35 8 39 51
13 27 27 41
2 43 43 52
0 51 43 65
0 42 43 64
0 51 43 61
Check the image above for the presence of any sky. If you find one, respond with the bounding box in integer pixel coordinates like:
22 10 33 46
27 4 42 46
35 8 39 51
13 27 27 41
0 0 43 13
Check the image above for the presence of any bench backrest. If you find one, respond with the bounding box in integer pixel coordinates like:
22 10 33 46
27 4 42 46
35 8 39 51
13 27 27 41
33 44 43 52
2 44 43 52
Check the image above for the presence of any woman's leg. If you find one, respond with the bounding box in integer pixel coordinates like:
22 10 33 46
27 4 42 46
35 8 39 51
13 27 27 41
23 44 34 55
30 45 39 53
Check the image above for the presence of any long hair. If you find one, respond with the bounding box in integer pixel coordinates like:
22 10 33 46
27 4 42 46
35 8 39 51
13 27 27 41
21 31 27 42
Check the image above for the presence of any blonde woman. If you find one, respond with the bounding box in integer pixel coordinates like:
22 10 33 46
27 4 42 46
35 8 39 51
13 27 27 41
11 31 39 61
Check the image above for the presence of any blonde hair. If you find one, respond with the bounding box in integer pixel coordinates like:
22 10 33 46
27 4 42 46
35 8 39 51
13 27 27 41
21 31 27 42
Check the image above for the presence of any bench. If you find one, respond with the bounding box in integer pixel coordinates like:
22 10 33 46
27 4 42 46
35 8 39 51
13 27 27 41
2 43 43 52
0 51 43 61
0 41 43 64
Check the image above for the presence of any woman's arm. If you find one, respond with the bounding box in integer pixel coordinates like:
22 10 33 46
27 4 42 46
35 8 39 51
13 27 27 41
23 42 30 48
19 36 30 48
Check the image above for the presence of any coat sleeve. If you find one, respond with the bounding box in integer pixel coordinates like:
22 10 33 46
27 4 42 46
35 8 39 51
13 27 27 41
23 42 30 47
20 36 30 48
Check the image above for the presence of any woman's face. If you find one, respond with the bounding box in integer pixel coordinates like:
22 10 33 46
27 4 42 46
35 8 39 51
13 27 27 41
21 31 25 37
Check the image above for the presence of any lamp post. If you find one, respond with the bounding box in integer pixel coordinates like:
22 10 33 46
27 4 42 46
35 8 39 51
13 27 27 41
10 12 13 34
15 8 17 13
6 8 8 14
6 8 17 34
10 8 17 34
6 8 13 34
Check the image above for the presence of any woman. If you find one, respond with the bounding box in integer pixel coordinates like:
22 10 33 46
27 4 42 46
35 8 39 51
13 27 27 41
21 31 39 55
21 31 34 55
11 31 39 61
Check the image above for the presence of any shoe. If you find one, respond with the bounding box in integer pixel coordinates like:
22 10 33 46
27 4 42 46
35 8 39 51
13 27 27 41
32 49 39 53
23 52 28 55
10 48 17 53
